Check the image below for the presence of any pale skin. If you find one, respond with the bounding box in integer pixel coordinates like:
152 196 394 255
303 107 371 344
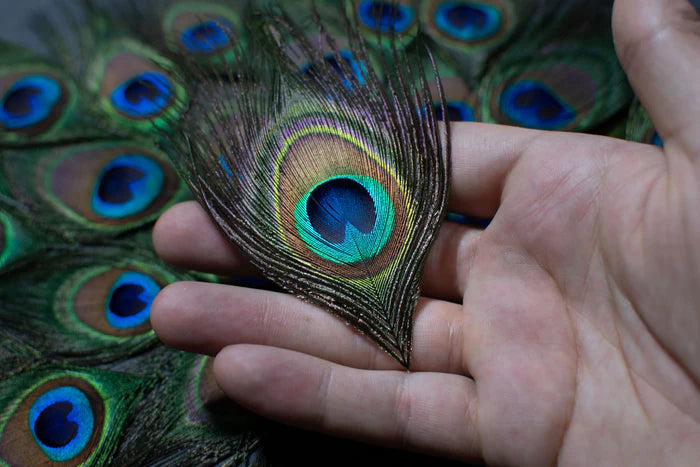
150 0 700 464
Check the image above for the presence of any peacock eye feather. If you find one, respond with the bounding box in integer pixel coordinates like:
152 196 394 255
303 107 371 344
481 42 631 131
162 1 246 64
432 1 505 42
353 0 419 50
0 251 182 364
499 79 576 130
56 264 168 339
1 140 187 240
0 43 81 145
86 38 187 132
162 12 449 367
0 367 146 466
0 75 63 130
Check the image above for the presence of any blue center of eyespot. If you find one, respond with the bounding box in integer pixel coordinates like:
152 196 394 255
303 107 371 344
181 18 233 53
28 386 94 462
500 80 576 130
294 175 394 264
651 131 663 147
434 2 502 41
307 177 377 243
91 153 164 219
434 101 475 122
110 71 172 118
0 75 62 129
106 271 160 329
358 1 415 33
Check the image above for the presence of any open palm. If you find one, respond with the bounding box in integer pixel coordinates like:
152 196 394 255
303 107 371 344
151 0 700 464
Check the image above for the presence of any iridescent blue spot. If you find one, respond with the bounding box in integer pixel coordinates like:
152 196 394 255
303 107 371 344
0 75 61 129
434 101 475 122
106 271 160 329
307 178 376 243
110 71 172 118
434 2 502 41
301 50 367 88
500 80 575 130
219 155 234 177
28 386 94 462
295 175 394 264
358 1 415 33
181 18 233 53
652 131 663 147
91 153 164 219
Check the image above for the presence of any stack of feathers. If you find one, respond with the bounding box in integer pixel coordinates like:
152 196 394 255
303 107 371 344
0 0 657 465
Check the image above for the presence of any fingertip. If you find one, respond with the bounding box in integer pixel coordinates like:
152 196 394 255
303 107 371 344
152 201 203 266
152 201 254 274
151 281 200 349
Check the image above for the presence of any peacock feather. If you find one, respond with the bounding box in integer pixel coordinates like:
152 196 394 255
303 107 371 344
159 0 250 65
161 5 450 367
0 365 148 466
421 0 541 78
478 0 631 131
0 140 188 241
0 40 103 146
351 0 420 50
0 245 192 365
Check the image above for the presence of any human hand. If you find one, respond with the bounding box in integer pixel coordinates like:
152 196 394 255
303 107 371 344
150 0 700 464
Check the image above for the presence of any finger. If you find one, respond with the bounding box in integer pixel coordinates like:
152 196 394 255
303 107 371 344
151 281 466 374
448 122 542 218
213 345 480 461
613 0 700 154
154 201 478 301
152 201 258 276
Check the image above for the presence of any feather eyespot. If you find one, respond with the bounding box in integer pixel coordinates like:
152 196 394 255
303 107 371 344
110 71 173 119
162 1 243 62
87 39 186 131
499 80 576 130
0 72 70 137
28 386 95 462
104 271 160 330
181 19 234 53
433 2 503 42
91 153 165 219
358 1 416 34
59 266 164 338
295 175 394 264
37 141 183 232
0 377 104 466
0 75 62 130
0 369 144 466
